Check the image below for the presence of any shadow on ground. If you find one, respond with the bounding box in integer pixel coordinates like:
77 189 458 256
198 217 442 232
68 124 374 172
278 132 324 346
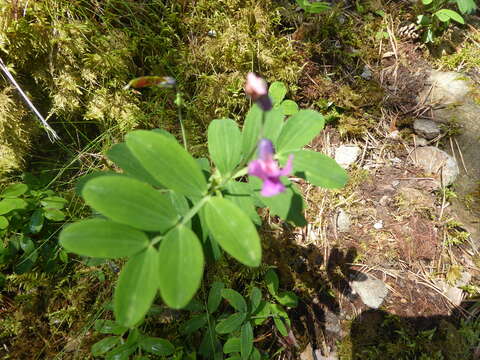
263 230 479 360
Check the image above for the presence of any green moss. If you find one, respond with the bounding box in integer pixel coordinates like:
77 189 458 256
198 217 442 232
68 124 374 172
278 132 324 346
0 0 186 175
440 118 463 137
436 29 480 72
443 219 471 246
0 87 39 174
0 0 308 173
437 320 471 360
181 0 304 136
0 263 112 358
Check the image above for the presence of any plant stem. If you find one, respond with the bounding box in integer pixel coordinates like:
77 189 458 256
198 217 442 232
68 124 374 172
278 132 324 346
175 91 188 151
180 195 211 226
154 194 210 245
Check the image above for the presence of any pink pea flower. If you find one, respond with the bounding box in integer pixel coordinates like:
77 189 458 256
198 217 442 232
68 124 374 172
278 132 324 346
245 72 272 111
248 139 293 197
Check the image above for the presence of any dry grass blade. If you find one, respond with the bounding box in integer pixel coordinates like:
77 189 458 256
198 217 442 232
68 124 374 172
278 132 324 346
454 138 468 174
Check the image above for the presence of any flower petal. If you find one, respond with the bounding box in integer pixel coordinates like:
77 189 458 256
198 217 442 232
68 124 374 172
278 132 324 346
261 178 285 197
279 155 294 176
248 159 268 180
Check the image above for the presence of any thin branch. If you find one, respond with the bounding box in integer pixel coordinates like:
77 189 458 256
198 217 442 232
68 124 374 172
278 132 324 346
0 57 59 141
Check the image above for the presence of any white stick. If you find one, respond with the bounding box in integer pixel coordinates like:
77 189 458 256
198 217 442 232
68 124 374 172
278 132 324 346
0 57 59 141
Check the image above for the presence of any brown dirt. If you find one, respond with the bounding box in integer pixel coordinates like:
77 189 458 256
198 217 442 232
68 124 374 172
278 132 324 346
267 15 480 358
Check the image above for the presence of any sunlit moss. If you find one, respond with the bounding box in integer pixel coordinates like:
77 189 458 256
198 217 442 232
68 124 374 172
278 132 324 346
181 0 303 132
0 87 36 174
436 29 480 72
1 263 112 358
0 0 184 175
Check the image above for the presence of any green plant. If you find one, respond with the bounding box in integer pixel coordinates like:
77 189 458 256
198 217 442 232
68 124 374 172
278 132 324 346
345 312 476 359
295 0 330 14
89 269 297 359
0 0 185 174
180 269 298 359
91 319 176 359
443 219 470 246
417 0 477 43
58 76 347 332
0 176 68 275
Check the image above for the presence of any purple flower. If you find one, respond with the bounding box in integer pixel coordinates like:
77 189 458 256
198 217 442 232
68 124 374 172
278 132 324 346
248 139 293 197
244 72 272 111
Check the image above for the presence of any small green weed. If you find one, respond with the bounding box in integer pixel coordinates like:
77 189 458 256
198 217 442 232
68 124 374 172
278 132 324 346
0 175 69 275
443 219 470 246
295 0 330 14
416 0 477 43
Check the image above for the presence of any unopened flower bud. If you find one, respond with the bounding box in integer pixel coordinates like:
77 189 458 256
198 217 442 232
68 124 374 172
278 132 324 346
245 72 272 111
258 138 274 161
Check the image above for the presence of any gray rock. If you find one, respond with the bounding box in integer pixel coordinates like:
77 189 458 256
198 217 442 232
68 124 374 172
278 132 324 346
350 273 388 309
436 273 471 306
315 349 339 360
419 70 471 105
436 279 465 306
324 309 342 336
414 135 428 146
445 286 464 306
335 145 361 169
411 146 459 187
413 119 440 140
417 70 480 247
336 209 351 232
456 271 472 288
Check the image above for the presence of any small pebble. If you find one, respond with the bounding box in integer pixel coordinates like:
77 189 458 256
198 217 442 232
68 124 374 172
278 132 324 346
387 130 401 139
335 145 361 169
379 195 389 206
413 119 441 140
414 135 428 146
336 209 351 232
361 65 372 80
373 221 383 230
350 272 389 309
